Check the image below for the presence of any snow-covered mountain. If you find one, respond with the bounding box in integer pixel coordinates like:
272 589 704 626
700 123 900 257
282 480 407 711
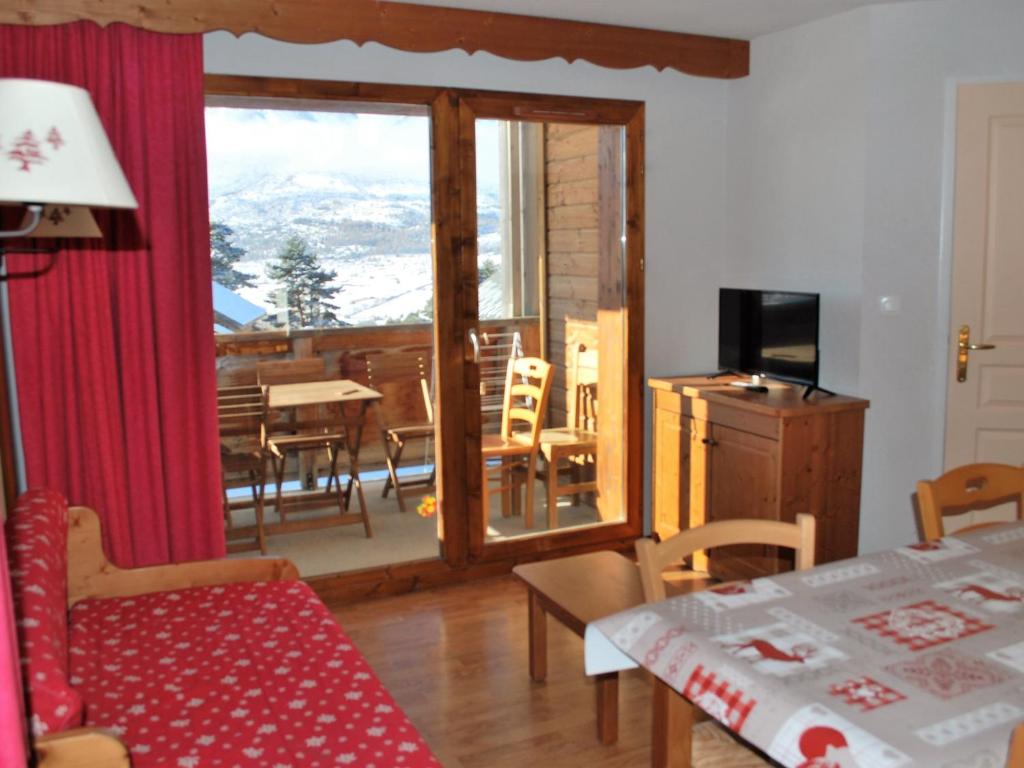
210 170 500 327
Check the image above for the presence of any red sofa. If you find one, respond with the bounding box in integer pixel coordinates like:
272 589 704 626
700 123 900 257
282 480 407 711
8 489 440 767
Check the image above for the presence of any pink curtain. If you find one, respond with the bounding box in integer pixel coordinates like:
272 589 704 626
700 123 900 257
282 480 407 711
0 22 225 567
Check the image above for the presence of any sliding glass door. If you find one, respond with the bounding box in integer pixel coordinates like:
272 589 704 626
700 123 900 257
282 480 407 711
206 76 644 577
453 94 645 562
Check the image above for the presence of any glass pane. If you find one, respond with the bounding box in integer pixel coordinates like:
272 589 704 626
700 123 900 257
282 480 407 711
208 100 441 577
476 119 627 542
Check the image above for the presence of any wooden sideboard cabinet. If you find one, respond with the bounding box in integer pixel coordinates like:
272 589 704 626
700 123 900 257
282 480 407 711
649 375 869 581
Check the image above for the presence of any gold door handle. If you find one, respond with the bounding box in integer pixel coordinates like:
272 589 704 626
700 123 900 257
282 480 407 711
956 325 996 382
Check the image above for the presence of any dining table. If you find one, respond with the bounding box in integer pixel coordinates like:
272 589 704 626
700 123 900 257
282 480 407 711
263 378 382 533
585 522 1024 767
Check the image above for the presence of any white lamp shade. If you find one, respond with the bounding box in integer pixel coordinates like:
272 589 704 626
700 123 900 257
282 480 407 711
0 79 137 209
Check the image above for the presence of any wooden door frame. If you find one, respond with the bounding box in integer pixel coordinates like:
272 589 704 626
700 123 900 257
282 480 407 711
456 91 645 563
205 74 644 595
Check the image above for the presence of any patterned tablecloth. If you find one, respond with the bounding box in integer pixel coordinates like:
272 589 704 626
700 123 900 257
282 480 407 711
584 523 1024 768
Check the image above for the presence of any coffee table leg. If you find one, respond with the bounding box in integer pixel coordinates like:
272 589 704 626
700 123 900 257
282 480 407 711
596 672 619 745
527 590 547 682
652 677 693 768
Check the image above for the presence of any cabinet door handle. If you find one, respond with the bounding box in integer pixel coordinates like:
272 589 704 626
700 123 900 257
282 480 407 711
701 437 718 447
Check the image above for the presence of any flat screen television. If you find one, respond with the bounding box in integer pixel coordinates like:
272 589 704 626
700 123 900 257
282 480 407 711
718 288 820 387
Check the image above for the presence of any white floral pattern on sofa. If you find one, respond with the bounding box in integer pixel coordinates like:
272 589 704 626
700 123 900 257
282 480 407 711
6 488 83 736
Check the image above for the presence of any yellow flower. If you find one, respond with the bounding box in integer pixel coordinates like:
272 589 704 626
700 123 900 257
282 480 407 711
416 495 437 518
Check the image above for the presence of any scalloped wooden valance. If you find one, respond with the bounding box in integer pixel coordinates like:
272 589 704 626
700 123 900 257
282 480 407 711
0 0 749 79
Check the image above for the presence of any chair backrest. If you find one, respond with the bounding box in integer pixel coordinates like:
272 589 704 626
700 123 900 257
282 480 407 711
256 359 332 439
635 514 817 602
365 346 434 428
569 343 598 431
217 384 263 442
500 356 553 448
916 463 1024 540
256 358 326 386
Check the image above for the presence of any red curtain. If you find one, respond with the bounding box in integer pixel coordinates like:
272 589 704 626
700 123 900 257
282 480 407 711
0 23 224 566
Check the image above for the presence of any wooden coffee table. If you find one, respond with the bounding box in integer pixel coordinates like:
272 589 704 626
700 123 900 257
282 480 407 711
512 551 645 745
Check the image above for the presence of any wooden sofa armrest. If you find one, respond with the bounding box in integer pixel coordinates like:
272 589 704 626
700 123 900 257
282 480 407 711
67 506 299 606
34 727 130 768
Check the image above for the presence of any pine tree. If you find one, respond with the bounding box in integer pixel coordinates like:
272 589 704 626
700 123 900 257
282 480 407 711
266 236 340 328
210 222 256 290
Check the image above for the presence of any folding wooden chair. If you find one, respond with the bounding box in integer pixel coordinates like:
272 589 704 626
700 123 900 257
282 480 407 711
217 384 267 554
364 346 435 512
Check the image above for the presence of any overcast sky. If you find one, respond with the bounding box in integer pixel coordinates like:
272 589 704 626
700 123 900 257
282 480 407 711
206 107 499 192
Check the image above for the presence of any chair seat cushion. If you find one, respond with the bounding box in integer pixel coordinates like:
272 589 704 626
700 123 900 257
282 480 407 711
481 433 534 456
69 580 438 767
538 427 597 452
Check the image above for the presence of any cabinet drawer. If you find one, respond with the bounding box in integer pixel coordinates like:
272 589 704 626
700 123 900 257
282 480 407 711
682 398 779 441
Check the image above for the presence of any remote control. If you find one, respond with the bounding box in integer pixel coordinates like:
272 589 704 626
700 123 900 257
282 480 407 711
729 381 769 393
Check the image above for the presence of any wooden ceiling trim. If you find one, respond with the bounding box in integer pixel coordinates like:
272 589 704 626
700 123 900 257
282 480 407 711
1 0 750 79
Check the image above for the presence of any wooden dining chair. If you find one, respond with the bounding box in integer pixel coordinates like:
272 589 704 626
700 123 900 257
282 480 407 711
637 514 816 768
217 384 267 554
635 514 817 602
365 346 435 512
481 356 553 531
916 463 1024 541
536 342 598 528
256 359 354 527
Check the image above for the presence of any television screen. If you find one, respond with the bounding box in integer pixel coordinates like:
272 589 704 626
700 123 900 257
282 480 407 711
718 288 819 386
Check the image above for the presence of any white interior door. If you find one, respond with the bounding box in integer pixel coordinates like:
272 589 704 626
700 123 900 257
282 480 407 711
944 82 1024 527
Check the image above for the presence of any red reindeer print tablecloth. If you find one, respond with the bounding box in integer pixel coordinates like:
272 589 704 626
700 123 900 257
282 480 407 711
585 523 1024 767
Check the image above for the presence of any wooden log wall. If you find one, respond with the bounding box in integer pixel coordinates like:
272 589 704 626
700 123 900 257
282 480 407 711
544 123 600 429
215 319 540 472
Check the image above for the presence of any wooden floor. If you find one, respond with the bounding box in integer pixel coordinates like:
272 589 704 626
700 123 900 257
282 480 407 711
332 575 771 768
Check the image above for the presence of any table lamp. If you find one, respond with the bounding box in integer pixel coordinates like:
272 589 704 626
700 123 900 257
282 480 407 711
0 78 137 243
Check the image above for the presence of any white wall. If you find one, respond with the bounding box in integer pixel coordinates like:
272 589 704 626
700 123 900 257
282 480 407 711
203 34 731 522
859 0 1024 552
726 0 1024 553
725 11 869 395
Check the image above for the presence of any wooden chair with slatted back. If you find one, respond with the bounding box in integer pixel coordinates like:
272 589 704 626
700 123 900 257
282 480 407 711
217 384 267 554
916 463 1024 541
537 342 599 528
256 358 351 525
636 514 817 768
481 357 553 531
365 346 435 512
